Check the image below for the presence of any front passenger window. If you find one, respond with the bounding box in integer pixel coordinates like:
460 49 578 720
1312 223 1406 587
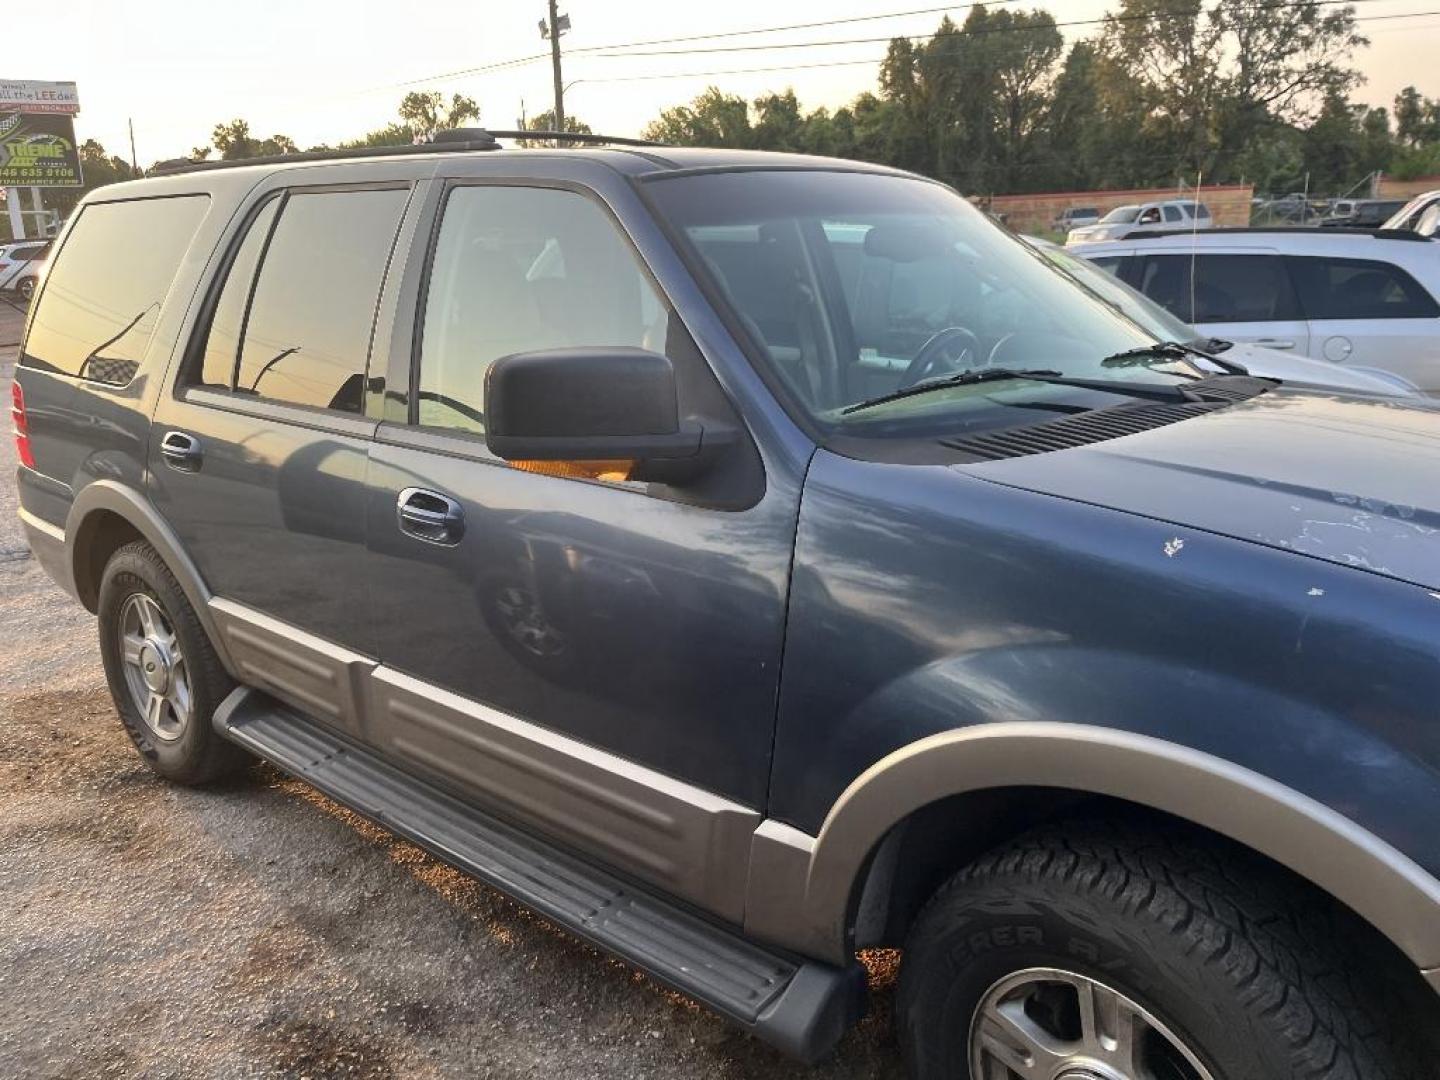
416 186 669 436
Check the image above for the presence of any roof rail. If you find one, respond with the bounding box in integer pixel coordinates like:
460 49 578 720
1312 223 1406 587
1124 226 1434 242
146 127 660 177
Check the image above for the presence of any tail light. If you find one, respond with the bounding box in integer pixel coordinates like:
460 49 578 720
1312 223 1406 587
11 381 34 469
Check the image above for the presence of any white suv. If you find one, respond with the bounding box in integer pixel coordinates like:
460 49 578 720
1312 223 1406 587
1070 228 1440 391
0 240 49 301
1066 199 1211 245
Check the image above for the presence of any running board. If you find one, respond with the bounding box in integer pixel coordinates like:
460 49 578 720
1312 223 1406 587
214 687 865 1063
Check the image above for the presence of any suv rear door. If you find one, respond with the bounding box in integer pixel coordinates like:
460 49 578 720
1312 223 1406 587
150 172 419 682
359 162 793 919
1286 253 1440 390
1130 246 1311 354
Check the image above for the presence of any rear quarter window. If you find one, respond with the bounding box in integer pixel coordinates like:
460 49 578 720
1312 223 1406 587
21 194 208 384
1287 256 1440 320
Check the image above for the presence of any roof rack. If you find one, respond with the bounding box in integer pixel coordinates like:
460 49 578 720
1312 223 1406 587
147 128 661 176
1124 226 1433 242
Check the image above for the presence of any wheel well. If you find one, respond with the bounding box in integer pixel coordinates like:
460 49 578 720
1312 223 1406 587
850 787 1439 1015
72 510 144 613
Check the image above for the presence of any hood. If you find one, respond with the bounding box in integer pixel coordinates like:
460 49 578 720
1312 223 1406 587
957 388 1440 589
1221 341 1420 397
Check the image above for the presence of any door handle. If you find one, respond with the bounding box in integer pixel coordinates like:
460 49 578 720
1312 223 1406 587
159 430 203 471
396 487 465 546
1253 338 1295 350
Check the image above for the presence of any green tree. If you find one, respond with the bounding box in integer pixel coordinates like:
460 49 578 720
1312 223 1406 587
642 88 754 147
397 91 479 139
516 109 592 147
203 119 298 161
48 139 138 216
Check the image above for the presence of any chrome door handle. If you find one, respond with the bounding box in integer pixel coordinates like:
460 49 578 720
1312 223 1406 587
396 487 465 545
159 430 203 471
1253 338 1295 350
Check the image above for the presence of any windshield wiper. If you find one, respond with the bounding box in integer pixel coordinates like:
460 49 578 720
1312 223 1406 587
1102 340 1248 375
841 366 1187 416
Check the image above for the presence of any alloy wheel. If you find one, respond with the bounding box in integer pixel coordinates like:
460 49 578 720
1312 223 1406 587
117 592 192 742
969 967 1214 1080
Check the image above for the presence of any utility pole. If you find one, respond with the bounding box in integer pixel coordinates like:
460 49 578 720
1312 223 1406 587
128 118 138 175
541 0 569 135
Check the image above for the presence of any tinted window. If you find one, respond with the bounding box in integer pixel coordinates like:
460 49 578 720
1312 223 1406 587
10 244 43 260
1102 206 1140 224
1137 254 1299 323
194 197 281 389
1288 256 1440 320
234 188 407 412
1086 256 1123 275
22 195 208 383
1162 206 1183 222
416 185 668 436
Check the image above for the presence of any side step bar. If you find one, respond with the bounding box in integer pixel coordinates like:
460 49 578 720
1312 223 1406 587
214 687 866 1063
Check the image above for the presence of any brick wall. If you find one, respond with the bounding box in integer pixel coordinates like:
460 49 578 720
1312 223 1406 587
982 183 1254 235
1376 175 1440 200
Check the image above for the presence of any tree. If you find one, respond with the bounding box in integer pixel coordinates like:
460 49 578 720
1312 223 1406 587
397 91 479 139
203 119 298 161
1394 86 1440 147
516 109 592 148
643 88 754 147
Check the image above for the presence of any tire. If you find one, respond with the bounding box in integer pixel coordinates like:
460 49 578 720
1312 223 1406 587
18 277 34 302
896 819 1432 1080
97 540 247 785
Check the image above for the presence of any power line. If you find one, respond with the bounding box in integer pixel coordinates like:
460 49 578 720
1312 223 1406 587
577 0 1387 59
570 6 1437 85
377 0 1385 96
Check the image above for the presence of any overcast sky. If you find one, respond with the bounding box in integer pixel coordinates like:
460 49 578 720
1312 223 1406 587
16 0 1440 166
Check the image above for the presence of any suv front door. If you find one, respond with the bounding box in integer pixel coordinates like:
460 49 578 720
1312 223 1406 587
361 168 799 921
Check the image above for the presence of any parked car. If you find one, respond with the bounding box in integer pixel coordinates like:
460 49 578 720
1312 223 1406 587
1070 227 1440 390
1066 198 1211 244
1024 235 1422 395
1385 189 1440 237
1051 205 1099 231
1320 198 1408 228
15 136 1440 1079
0 239 49 301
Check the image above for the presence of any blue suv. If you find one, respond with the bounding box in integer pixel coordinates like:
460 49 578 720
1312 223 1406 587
13 132 1440 1079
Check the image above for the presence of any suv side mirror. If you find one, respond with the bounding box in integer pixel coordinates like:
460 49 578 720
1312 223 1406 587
484 348 722 481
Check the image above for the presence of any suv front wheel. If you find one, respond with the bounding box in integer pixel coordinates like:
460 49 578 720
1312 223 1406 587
97 541 247 784
897 820 1431 1080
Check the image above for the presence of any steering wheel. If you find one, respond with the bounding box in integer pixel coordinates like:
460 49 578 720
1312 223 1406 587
900 326 983 388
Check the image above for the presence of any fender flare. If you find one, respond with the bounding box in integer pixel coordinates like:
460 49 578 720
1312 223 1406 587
65 480 237 675
745 722 1440 975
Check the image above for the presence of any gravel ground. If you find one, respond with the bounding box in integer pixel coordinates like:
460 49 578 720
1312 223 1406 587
0 297 904 1079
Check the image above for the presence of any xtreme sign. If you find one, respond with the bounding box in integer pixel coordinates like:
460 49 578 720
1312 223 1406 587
0 112 82 187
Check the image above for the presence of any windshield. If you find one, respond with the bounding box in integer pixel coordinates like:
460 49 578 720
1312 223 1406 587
1101 205 1141 224
1030 241 1198 344
1384 193 1440 232
646 170 1177 436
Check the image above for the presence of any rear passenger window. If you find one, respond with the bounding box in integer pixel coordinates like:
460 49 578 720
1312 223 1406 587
1162 206 1183 223
1137 254 1299 323
21 195 208 384
1288 257 1440 320
416 185 668 436
229 188 408 412
195 197 280 389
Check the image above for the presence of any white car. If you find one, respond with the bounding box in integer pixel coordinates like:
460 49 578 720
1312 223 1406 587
1024 236 1419 397
1065 199 1211 245
0 239 49 301
1069 228 1440 391
1385 190 1440 238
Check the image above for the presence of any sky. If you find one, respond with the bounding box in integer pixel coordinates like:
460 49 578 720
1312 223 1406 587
12 0 1440 167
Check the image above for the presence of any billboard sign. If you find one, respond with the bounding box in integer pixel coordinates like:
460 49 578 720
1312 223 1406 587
0 112 82 187
0 80 79 115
